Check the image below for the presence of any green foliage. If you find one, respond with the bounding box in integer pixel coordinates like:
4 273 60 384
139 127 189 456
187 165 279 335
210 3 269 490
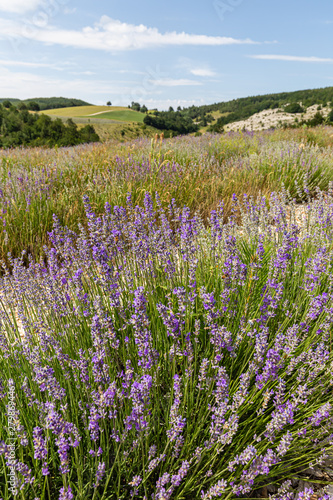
0 96 92 111
143 110 199 135
328 108 333 123
17 102 28 111
23 97 92 110
27 101 40 111
305 112 325 127
130 101 141 111
0 105 100 148
208 119 224 133
284 102 304 113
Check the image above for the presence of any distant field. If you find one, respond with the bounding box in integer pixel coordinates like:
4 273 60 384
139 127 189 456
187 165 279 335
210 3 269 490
43 105 145 123
91 110 145 122
42 105 127 117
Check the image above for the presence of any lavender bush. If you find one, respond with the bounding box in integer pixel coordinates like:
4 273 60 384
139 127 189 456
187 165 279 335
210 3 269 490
0 187 332 499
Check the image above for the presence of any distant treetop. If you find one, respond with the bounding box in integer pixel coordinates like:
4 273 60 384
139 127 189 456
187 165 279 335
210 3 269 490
0 96 92 111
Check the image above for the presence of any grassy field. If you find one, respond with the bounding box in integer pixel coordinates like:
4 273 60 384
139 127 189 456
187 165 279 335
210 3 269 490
0 126 333 499
91 109 145 122
42 105 144 122
42 106 147 140
42 105 125 117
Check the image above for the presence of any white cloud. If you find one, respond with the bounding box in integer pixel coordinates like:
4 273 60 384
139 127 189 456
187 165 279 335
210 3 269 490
140 98 206 111
150 78 202 86
190 68 216 77
249 54 333 63
0 59 57 68
0 15 258 51
0 0 43 13
69 70 96 76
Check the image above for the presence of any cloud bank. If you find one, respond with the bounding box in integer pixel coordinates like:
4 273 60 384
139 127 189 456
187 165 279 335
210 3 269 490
0 0 43 13
250 54 333 63
0 15 258 51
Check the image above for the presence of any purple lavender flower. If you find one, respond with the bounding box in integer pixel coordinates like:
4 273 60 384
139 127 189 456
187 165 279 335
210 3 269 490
170 460 190 487
201 479 227 499
59 485 73 500
296 488 315 500
126 374 153 433
309 403 331 427
130 287 158 370
93 462 106 487
32 426 48 462
256 349 283 389
166 374 186 443
276 431 293 456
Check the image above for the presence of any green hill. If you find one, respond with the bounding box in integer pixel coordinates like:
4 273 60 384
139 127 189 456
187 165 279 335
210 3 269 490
143 86 333 134
185 86 333 131
42 105 140 119
89 109 145 122
0 97 92 111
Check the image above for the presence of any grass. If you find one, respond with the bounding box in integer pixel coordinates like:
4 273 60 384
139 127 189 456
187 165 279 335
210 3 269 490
91 110 145 122
42 106 129 118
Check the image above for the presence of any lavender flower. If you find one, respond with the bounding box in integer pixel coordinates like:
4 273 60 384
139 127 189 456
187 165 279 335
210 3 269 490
166 374 186 444
93 462 106 487
59 485 73 500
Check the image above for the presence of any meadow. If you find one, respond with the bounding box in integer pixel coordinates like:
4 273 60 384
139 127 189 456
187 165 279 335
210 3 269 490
42 106 145 123
0 126 333 499
41 107 127 118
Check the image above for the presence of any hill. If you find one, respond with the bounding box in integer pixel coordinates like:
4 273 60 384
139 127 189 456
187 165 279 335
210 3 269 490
142 86 333 134
40 105 149 141
42 105 144 122
187 86 333 131
0 97 92 111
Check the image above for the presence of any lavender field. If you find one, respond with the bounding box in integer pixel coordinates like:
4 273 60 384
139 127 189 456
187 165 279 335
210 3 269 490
1 128 333 499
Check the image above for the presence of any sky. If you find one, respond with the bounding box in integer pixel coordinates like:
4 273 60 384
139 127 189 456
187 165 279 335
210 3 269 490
0 0 332 109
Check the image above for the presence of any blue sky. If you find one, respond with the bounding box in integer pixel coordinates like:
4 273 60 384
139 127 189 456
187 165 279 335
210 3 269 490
0 0 332 109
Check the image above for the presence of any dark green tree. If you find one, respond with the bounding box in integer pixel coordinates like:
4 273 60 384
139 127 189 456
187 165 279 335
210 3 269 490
328 108 333 123
131 102 141 111
17 102 28 111
284 103 304 113
27 101 40 111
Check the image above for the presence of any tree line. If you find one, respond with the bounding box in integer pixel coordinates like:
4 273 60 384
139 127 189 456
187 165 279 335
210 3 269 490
0 104 99 148
0 97 91 111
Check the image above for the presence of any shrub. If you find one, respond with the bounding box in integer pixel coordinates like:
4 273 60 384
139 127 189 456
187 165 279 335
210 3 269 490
284 103 304 114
